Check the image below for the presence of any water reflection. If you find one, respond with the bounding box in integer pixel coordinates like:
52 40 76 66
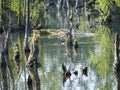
0 5 116 89
89 25 114 90
0 53 8 90
40 36 97 90
0 30 115 90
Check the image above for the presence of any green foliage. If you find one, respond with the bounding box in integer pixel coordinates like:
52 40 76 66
115 0 120 7
90 25 114 78
10 0 25 15
89 25 114 89
30 0 46 27
94 0 115 21
1 0 46 28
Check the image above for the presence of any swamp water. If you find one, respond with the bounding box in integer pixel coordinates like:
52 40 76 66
0 7 117 90
0 31 115 90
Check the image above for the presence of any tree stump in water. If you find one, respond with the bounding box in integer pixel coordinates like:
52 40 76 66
114 33 120 90
26 30 41 90
26 30 40 67
66 32 73 47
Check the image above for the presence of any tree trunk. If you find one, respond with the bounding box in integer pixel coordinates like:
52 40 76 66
26 31 40 66
75 0 81 8
0 5 12 90
28 67 41 90
26 31 40 90
0 59 8 90
56 0 61 9
62 0 69 9
0 0 2 22
25 0 30 34
18 0 22 29
114 33 120 90
1 0 9 27
24 0 30 53
27 75 33 90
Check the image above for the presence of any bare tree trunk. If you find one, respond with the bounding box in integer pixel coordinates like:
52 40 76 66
114 33 120 90
56 0 61 10
26 31 40 90
0 11 12 55
0 55 8 90
24 0 30 53
18 0 22 29
26 31 40 66
0 0 2 23
75 0 80 8
62 0 69 9
4 24 12 54
1 0 9 27
0 15 11 90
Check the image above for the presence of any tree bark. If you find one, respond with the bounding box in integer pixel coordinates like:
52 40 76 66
114 33 120 90
18 0 22 29
26 31 40 90
75 0 81 8
0 59 8 90
24 0 30 53
62 0 69 9
1 0 9 27
26 31 40 66
28 67 41 90
0 0 2 22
